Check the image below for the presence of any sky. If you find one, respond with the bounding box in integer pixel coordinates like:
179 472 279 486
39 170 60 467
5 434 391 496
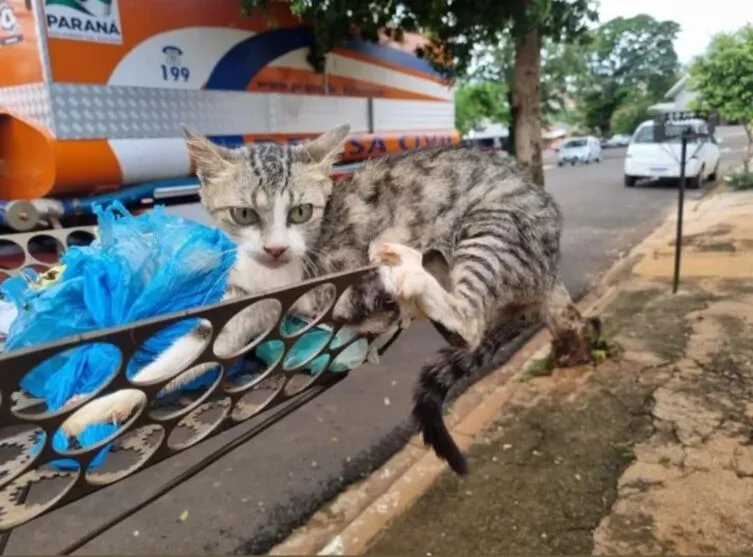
596 0 753 63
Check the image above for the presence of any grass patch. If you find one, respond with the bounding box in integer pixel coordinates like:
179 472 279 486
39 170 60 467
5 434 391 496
612 441 636 463
724 170 753 191
524 355 556 380
587 318 623 364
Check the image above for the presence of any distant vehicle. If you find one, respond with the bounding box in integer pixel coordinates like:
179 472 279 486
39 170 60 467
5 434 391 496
603 133 632 148
461 136 511 158
623 119 722 188
556 136 602 166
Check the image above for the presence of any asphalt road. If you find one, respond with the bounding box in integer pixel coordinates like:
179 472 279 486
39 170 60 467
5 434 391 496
9 127 748 555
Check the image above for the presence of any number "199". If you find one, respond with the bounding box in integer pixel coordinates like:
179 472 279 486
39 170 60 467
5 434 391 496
161 65 190 81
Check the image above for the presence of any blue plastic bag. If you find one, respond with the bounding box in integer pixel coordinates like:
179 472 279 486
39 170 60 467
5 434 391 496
3 203 237 468
2 202 370 470
3 202 237 404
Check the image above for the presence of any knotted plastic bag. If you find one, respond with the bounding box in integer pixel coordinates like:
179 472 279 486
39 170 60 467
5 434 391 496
1 202 369 470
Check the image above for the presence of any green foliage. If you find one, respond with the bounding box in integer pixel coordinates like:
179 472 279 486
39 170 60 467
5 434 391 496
241 0 597 78
454 80 508 136
612 441 636 463
474 38 588 125
577 15 680 134
690 25 753 170
524 354 556 379
691 25 753 124
579 83 629 135
589 15 680 93
541 40 589 118
609 94 653 135
724 170 753 191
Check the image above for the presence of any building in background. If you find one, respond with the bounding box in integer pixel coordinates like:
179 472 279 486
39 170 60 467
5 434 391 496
649 75 698 114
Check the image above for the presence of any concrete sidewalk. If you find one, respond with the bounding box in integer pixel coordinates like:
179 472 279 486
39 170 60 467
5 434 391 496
272 186 753 555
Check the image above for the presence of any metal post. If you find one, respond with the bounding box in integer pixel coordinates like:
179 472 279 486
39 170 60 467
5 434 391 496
672 130 689 294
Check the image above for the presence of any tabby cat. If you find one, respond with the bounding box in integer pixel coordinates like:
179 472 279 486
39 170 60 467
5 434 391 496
63 124 581 475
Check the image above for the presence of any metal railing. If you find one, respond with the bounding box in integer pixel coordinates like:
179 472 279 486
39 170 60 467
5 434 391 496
0 225 399 542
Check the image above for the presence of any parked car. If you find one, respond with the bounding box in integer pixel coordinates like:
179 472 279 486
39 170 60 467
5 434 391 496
556 136 602 166
603 133 632 148
623 119 722 188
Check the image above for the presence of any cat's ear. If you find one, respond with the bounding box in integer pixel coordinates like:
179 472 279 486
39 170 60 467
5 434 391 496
181 125 235 180
296 123 351 166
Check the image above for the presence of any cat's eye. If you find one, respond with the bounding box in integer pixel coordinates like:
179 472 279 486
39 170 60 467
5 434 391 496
229 207 260 226
288 204 313 224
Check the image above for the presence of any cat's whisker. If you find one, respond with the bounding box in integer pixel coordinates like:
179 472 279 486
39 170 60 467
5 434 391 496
302 245 326 257
301 253 319 279
217 247 240 256
202 264 235 305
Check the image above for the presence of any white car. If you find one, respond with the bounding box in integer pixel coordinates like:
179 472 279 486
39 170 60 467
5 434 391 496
603 133 631 148
624 119 722 188
556 136 602 166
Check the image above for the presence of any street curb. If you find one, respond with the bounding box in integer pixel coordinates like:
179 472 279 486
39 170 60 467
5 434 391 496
269 298 613 556
268 195 700 556
691 172 727 211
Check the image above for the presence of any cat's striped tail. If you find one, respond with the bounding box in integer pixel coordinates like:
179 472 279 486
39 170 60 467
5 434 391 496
412 319 534 475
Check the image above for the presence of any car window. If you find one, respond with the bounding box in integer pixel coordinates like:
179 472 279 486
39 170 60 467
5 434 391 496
632 123 704 144
632 126 657 143
564 139 587 148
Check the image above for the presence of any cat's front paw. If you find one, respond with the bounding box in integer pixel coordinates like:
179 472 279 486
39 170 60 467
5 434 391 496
372 242 428 307
371 242 423 268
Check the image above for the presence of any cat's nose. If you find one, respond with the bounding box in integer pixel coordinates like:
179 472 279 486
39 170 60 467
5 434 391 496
263 245 288 259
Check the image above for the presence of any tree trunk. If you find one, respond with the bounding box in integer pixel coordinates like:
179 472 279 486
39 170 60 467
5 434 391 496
512 26 544 187
744 124 752 173
506 88 517 157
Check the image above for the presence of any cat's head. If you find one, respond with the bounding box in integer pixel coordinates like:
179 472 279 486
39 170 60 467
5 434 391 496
182 124 350 268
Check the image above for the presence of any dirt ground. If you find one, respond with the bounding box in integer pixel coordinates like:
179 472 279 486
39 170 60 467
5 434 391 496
368 275 753 555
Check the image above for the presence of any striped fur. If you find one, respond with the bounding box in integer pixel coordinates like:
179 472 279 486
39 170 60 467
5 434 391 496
185 123 570 475
63 124 573 478
307 139 566 474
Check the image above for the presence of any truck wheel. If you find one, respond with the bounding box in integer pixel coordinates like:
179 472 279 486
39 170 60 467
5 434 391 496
686 169 702 190
624 175 637 187
709 162 719 182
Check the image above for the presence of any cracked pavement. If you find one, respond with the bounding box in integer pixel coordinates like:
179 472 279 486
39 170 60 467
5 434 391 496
593 277 753 555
